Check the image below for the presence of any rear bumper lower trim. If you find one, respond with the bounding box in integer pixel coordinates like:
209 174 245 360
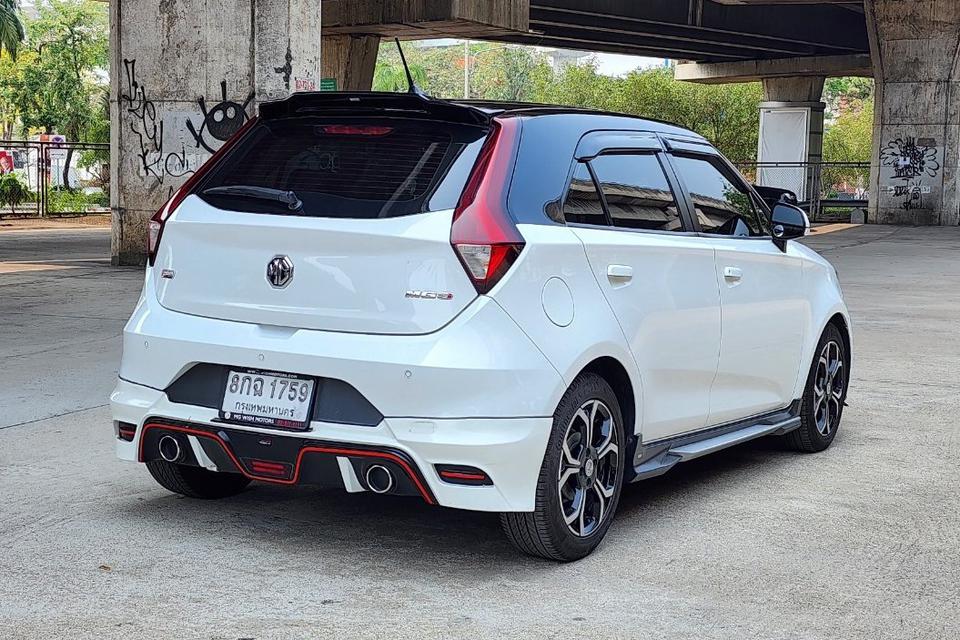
138 420 437 504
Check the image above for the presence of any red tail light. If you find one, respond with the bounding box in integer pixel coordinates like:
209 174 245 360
147 115 260 265
451 117 524 295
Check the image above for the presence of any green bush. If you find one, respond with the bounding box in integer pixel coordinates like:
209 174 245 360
46 187 108 213
0 173 34 215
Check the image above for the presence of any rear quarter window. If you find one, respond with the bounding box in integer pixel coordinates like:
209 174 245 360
198 117 488 219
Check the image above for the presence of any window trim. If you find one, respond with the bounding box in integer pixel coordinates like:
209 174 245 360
559 159 610 227
559 149 696 235
664 149 773 240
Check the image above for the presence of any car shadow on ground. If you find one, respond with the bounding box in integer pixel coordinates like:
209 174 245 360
120 435 805 567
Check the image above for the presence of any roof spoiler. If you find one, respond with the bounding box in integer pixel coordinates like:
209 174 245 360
258 92 492 127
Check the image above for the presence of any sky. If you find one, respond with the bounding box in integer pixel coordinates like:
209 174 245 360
593 52 667 76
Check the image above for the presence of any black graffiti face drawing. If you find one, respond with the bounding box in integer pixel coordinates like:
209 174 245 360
187 81 255 153
880 136 940 210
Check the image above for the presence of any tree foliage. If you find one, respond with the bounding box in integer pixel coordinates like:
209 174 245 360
2 1 108 189
0 0 25 61
823 99 874 163
13 0 107 139
375 44 764 161
822 98 874 191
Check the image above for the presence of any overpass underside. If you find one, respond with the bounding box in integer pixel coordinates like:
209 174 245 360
109 0 958 264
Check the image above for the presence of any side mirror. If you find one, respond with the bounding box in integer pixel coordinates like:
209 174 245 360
753 185 798 210
771 202 809 251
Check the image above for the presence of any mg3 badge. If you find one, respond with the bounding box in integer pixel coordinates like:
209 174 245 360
405 290 454 300
266 255 294 289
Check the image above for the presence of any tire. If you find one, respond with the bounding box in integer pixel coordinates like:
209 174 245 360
786 323 848 453
146 460 252 499
500 372 626 561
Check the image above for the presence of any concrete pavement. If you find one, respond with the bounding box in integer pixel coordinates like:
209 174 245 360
0 229 137 429
1 225 959 639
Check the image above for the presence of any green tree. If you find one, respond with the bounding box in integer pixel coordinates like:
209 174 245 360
78 84 109 192
0 0 25 60
824 77 873 105
0 45 30 138
372 44 765 161
823 100 874 163
822 99 874 193
13 0 108 188
536 64 763 162
373 55 427 92
0 171 31 215
466 46 551 102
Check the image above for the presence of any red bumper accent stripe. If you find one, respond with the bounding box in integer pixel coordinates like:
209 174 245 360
138 422 436 505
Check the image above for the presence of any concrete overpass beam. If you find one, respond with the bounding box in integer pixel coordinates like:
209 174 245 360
322 0 529 39
867 0 960 225
674 54 872 84
109 0 322 266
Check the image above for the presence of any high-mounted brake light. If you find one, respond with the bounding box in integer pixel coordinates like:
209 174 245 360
147 115 260 266
451 117 524 295
320 124 393 136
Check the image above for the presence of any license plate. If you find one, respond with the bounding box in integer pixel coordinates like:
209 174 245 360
220 369 316 430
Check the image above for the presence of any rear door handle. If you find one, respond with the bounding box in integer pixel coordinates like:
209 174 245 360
607 264 633 282
723 266 743 282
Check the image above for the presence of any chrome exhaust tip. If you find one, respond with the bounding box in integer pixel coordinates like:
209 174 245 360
364 464 395 494
158 435 182 463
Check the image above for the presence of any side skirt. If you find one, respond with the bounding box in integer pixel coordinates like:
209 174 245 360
625 401 802 483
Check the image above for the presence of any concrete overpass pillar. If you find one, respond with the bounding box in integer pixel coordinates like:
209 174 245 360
867 0 960 225
757 77 826 202
109 0 322 265
321 34 380 91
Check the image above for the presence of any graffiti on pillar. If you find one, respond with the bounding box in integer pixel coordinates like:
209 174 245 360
274 42 293 90
163 145 197 180
120 58 167 182
120 58 205 185
186 81 255 154
880 136 940 210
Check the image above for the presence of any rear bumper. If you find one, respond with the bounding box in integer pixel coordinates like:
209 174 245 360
112 378 552 512
114 274 564 511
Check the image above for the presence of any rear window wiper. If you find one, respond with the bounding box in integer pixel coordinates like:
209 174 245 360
203 185 303 211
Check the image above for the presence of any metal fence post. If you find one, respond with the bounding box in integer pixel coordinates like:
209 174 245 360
0 139 110 219
39 140 46 218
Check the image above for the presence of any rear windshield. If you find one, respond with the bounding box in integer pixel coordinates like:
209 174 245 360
197 116 489 218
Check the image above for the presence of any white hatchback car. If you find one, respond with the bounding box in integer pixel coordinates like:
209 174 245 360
112 93 851 561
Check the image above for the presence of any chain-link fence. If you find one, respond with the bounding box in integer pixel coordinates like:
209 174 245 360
0 140 110 218
735 161 870 223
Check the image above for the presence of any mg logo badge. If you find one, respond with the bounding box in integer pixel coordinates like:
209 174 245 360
266 255 294 289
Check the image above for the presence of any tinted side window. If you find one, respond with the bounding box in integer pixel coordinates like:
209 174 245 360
590 153 683 231
671 154 767 236
562 161 607 226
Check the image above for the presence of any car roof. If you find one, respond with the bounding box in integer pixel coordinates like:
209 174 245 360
451 99 707 141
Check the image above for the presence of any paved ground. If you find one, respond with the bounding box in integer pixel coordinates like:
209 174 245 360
1 225 958 639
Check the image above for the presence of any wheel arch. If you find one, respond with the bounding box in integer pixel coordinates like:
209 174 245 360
574 356 637 443
828 312 851 364
793 301 852 401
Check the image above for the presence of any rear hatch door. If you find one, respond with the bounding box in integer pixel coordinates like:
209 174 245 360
153 97 491 334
